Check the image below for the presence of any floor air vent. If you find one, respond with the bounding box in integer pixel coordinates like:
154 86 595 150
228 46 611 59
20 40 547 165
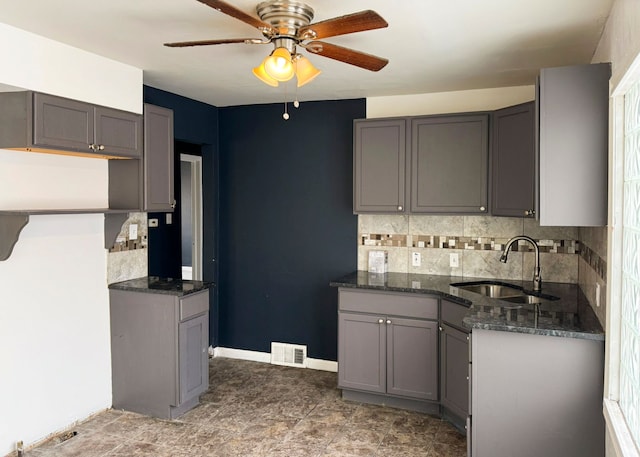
271 342 307 368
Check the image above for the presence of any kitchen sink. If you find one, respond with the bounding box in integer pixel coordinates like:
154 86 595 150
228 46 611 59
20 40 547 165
500 294 553 305
451 280 559 304
452 282 523 298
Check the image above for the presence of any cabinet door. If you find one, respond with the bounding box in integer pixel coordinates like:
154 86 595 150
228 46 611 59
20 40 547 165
353 119 407 213
386 317 438 400
95 106 142 158
440 323 469 420
178 313 209 404
538 63 610 226
32 92 94 152
338 312 386 393
144 104 175 211
411 115 489 213
491 102 535 217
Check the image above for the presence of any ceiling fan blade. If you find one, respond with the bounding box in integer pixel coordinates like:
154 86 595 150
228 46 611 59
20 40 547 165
299 10 388 40
164 38 266 47
197 0 274 34
305 41 388 72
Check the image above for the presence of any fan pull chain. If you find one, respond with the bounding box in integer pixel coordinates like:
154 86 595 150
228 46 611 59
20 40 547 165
283 101 289 120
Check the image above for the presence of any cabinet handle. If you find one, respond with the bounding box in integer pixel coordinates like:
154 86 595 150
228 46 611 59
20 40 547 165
439 326 443 331
89 143 97 151
386 319 392 325
524 209 536 217
171 200 177 209
466 336 469 341
466 376 470 380
98 144 105 151
397 205 403 211
480 206 486 212
378 318 384 324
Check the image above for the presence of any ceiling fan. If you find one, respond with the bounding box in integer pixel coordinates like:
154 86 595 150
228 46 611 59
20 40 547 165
164 0 389 87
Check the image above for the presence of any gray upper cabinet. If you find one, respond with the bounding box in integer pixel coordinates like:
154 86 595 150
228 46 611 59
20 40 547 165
353 118 407 213
0 91 142 158
33 93 94 151
491 102 535 217
411 114 489 213
537 62 610 226
94 105 143 158
143 104 175 212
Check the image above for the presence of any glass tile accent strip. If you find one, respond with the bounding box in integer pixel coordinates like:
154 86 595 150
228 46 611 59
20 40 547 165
622 77 640 448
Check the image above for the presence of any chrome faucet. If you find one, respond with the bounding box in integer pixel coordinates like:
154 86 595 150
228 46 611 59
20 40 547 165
500 235 542 291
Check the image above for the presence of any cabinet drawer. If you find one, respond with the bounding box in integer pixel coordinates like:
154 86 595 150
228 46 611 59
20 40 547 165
442 299 469 330
339 289 438 320
180 291 209 321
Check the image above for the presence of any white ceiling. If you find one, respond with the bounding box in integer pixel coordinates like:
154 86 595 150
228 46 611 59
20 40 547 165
0 0 614 107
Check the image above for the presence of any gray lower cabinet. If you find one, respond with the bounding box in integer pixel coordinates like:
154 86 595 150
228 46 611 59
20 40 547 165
110 288 209 419
537 62 610 226
353 118 407 213
411 114 489 213
338 289 439 408
143 103 175 211
440 324 469 425
491 101 535 217
440 299 470 431
471 329 605 457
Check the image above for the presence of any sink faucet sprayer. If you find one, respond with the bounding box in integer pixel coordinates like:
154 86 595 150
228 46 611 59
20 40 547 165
500 235 541 291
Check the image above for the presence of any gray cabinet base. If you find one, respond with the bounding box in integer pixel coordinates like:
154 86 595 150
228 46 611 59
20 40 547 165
441 406 467 434
342 389 439 416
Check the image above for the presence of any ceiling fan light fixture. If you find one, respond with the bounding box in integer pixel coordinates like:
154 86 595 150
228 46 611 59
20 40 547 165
295 55 321 87
252 62 279 87
263 47 295 81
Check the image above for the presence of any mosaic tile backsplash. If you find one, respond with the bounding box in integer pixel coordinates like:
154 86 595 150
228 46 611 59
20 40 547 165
357 214 595 284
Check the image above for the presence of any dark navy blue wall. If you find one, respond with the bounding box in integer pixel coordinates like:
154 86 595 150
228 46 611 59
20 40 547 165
143 85 220 345
218 99 363 361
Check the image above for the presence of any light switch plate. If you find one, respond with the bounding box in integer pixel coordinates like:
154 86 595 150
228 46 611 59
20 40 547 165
128 224 138 240
412 252 421 267
166 213 172 225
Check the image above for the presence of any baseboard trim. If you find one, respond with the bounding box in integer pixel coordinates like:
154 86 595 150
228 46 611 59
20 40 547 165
306 358 338 372
212 346 337 372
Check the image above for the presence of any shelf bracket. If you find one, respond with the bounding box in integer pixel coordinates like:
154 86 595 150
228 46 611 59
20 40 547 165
0 214 29 261
104 213 129 250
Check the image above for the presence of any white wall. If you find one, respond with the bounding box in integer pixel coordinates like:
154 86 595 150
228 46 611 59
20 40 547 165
366 85 535 118
0 23 142 455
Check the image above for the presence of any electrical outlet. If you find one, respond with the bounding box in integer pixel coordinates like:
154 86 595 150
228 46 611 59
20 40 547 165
166 213 172 225
449 253 459 268
412 252 421 267
148 218 159 227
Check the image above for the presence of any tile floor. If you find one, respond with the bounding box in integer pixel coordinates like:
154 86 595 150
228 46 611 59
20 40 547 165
25 357 466 457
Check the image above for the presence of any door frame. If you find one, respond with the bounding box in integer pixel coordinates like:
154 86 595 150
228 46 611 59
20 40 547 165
181 153 203 281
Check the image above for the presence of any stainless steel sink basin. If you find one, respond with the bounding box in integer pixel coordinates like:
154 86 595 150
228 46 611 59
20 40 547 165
452 282 523 298
451 281 559 304
500 294 551 305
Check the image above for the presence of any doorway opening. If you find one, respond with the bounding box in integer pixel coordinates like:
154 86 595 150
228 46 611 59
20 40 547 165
181 153 203 280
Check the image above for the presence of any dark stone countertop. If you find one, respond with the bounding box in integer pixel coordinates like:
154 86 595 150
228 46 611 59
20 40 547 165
330 271 604 341
109 276 214 297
